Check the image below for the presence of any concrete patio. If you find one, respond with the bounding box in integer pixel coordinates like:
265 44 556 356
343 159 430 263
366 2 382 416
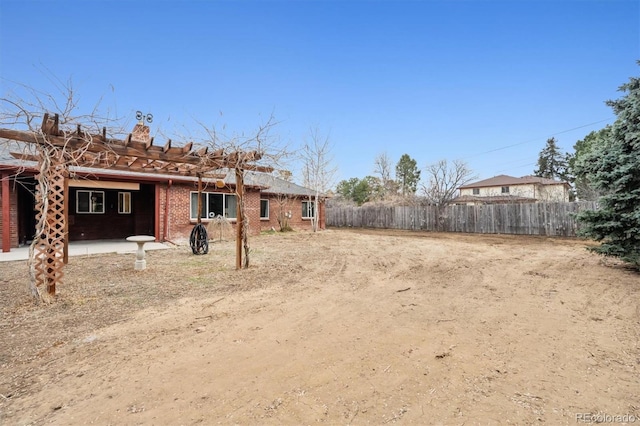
0 239 172 262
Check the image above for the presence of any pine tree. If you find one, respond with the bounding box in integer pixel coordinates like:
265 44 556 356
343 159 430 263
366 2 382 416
569 127 612 201
575 69 640 268
395 154 421 196
534 137 568 180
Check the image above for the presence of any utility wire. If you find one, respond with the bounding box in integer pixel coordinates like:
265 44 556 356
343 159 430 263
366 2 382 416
497 161 537 174
464 117 613 159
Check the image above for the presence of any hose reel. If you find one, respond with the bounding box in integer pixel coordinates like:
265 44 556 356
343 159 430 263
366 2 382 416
190 223 209 255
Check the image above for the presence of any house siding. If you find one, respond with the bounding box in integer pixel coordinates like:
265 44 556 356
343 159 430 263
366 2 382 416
1 176 326 249
160 183 325 244
538 184 569 202
0 179 19 250
66 184 155 241
461 184 537 198
460 183 568 203
258 194 326 232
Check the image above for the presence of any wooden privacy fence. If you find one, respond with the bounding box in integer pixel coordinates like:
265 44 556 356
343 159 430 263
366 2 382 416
326 202 598 237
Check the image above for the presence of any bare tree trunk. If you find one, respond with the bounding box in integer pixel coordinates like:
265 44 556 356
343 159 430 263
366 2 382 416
242 213 250 268
276 193 292 231
313 193 319 232
301 127 336 232
235 168 244 270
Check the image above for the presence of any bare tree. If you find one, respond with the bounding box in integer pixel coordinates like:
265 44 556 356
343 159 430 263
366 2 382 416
274 193 293 232
194 114 290 268
1 78 125 303
275 169 293 182
421 159 476 206
373 151 396 199
301 127 337 232
421 159 476 229
373 152 391 182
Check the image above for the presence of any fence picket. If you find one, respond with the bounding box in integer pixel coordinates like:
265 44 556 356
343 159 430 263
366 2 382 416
326 202 597 237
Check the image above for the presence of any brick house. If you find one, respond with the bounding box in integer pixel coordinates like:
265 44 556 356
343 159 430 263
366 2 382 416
0 140 325 252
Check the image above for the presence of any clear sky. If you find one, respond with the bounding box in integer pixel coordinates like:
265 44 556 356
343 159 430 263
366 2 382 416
1 0 638 186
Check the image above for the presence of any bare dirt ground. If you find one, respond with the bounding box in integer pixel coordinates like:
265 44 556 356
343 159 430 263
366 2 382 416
1 229 639 425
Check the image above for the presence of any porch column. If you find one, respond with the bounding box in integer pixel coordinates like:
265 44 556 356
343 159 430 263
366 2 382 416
2 173 10 252
154 183 161 242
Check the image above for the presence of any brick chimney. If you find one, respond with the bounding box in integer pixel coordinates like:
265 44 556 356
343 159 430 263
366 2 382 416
131 123 150 143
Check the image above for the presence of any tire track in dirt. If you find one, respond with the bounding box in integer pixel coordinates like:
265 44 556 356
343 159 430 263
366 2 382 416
2 229 639 425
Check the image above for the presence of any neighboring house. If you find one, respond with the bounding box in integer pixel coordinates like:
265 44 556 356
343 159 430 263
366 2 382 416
0 139 325 252
453 175 570 205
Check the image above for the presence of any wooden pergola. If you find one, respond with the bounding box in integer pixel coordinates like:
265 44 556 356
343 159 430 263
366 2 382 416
0 113 271 300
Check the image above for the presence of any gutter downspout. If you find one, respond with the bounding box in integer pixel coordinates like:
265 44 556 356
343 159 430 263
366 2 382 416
163 179 172 242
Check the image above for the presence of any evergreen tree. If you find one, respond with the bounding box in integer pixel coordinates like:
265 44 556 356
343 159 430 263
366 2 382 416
575 69 640 268
395 154 421 196
534 137 569 180
336 178 360 201
335 177 379 205
569 127 612 200
352 178 372 205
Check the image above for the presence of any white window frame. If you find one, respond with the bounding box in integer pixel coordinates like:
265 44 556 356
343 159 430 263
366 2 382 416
118 192 132 214
472 188 480 195
501 186 510 194
302 200 315 220
190 192 237 220
260 199 269 220
76 190 105 214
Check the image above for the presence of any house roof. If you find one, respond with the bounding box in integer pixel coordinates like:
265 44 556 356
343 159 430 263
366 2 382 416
231 171 318 197
0 116 274 176
459 174 569 189
209 168 318 197
0 139 317 197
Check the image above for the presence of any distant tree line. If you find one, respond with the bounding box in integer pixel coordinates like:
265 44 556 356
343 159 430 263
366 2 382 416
334 153 475 207
333 65 640 269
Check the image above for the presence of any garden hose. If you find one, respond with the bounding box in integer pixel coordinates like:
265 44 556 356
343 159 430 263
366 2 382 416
189 223 209 255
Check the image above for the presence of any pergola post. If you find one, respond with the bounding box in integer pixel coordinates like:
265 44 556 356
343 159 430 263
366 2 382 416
0 112 273 301
197 175 203 225
33 153 67 299
235 168 244 270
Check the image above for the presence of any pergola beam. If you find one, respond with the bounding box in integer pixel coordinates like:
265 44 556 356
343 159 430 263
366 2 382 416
0 127 268 173
1 112 275 299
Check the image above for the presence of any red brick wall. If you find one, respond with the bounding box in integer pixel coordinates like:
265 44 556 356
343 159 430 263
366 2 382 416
161 182 265 243
243 190 262 235
1 177 328 250
259 194 326 232
0 177 19 250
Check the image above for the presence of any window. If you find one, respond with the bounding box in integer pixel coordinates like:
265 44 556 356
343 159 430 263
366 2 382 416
225 194 237 219
76 190 104 214
190 192 237 220
472 188 480 195
260 199 269 219
302 200 315 219
118 192 132 214
501 186 510 194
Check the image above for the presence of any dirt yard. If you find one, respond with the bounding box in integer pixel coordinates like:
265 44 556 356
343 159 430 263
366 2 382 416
1 229 638 425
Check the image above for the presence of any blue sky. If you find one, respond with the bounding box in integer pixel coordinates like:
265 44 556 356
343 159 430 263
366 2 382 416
1 0 638 186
